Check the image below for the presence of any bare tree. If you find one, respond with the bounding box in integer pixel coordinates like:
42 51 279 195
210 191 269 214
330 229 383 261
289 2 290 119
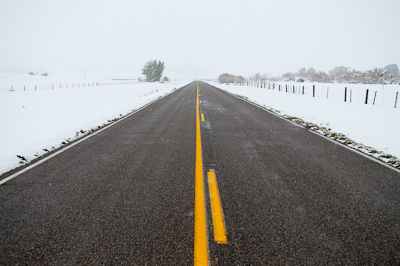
218 73 247 84
306 67 316 74
383 64 399 74
282 72 295 81
298 67 306 77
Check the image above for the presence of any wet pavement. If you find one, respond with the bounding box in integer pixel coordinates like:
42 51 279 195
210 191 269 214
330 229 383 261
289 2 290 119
1 81 400 265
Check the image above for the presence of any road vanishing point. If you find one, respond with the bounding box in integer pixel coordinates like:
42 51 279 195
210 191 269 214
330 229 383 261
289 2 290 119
1 81 400 265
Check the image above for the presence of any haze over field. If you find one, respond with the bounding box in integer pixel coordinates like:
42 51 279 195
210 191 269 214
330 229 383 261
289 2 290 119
1 0 399 79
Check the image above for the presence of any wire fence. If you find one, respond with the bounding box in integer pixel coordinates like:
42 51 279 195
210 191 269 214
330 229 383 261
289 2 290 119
4 81 137 92
232 82 399 108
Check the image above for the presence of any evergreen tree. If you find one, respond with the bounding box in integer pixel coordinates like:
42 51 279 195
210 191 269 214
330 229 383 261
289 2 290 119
142 60 165 82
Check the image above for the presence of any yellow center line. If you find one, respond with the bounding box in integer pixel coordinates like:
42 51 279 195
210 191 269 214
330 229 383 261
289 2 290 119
207 171 228 244
194 85 208 266
201 114 205 121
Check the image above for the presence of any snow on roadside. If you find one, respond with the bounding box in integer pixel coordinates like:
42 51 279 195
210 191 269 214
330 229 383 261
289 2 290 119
207 81 400 164
0 80 191 175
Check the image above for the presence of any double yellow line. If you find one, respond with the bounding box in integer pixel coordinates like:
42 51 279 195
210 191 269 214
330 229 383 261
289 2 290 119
195 85 227 266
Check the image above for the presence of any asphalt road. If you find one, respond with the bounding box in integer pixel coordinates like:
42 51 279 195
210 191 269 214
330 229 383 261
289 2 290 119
1 81 400 265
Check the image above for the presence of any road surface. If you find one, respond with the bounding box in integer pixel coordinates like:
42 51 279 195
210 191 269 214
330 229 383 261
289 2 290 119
1 81 400 265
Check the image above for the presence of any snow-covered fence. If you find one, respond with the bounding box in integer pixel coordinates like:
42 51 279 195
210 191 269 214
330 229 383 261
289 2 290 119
243 82 399 108
6 81 137 92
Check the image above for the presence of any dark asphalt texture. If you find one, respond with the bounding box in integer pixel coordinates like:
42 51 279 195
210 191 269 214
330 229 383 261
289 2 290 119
199 82 400 265
1 83 196 265
1 81 400 265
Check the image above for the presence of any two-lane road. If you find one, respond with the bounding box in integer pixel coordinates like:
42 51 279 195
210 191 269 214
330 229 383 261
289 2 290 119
1 81 400 265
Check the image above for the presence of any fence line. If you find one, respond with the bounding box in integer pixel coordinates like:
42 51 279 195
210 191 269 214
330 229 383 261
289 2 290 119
7 81 136 92
228 82 399 108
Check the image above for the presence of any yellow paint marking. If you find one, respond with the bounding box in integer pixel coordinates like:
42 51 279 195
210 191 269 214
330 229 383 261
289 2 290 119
200 100 202 103
207 171 228 244
195 85 208 265
201 114 205 121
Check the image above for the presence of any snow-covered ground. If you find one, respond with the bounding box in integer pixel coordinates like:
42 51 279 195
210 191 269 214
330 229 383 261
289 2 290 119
0 71 138 92
208 81 400 163
1 74 399 176
0 72 191 175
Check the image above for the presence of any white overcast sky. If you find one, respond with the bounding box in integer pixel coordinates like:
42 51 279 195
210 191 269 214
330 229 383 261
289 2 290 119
0 0 399 79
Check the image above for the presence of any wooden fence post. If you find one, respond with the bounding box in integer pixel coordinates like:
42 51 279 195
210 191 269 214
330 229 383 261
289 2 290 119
350 89 352 102
365 89 369 104
344 87 347 102
302 86 304 95
313 85 315 97
373 91 377 105
395 92 398 108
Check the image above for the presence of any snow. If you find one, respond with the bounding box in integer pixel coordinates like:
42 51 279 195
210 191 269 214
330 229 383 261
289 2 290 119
208 81 400 161
1 73 399 176
0 72 191 175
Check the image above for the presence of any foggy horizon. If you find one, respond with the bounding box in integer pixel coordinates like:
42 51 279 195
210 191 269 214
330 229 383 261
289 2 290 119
1 0 399 79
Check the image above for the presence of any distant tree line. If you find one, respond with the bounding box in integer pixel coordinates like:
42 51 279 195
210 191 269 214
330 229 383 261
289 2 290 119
219 73 270 83
218 73 246 83
248 73 268 82
218 64 400 84
281 64 399 84
29 72 48 76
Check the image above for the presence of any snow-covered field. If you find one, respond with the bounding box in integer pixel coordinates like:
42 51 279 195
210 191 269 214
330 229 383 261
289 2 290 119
244 81 399 108
0 71 137 92
0 72 191 175
1 73 399 176
208 81 400 165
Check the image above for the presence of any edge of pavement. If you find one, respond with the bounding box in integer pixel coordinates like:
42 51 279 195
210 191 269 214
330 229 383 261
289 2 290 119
0 82 194 186
201 81 400 175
